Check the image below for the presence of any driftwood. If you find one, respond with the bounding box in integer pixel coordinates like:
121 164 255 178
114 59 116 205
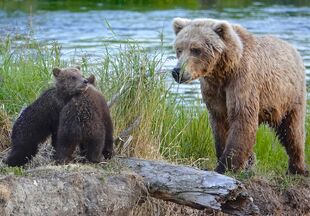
121 157 260 215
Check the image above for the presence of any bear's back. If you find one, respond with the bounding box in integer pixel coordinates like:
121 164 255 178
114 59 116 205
11 87 65 146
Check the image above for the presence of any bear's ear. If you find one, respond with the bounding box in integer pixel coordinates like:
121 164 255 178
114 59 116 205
213 21 230 39
52 67 61 77
173 17 191 35
75 66 81 70
87 74 96 85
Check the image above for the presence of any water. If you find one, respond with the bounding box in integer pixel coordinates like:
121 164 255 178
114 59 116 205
1 0 310 102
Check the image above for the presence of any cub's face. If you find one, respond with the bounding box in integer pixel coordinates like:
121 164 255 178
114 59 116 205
53 67 92 96
172 18 227 83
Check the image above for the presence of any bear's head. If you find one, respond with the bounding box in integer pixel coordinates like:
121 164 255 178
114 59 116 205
53 66 94 97
172 18 243 83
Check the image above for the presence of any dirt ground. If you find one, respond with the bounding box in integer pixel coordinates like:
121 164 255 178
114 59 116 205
245 177 310 216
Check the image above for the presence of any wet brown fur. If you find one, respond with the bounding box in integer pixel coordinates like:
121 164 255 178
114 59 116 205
172 18 308 175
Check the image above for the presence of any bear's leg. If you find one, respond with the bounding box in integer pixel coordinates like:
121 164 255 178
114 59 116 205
51 123 59 150
5 144 38 166
275 109 308 175
55 134 78 164
50 130 58 160
215 109 258 173
86 138 104 163
102 131 114 159
51 132 57 150
209 114 229 161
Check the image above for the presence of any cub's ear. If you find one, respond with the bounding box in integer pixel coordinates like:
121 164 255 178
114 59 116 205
173 17 191 35
52 67 61 77
87 74 96 85
213 21 230 39
75 65 81 70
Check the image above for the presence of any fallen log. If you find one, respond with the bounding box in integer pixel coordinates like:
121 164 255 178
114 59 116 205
121 157 260 215
0 158 259 215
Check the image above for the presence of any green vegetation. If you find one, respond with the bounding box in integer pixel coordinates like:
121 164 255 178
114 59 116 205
0 165 25 176
0 36 309 184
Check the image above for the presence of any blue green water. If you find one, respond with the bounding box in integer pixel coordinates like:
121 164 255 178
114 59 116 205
1 0 310 100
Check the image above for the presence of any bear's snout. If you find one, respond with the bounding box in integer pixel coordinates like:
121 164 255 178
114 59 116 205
172 67 183 83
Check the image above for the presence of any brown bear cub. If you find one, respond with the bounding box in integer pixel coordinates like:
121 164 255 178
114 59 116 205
55 72 113 164
171 18 308 175
4 67 90 166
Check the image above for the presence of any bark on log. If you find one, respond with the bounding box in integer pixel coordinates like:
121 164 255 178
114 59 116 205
0 165 146 216
121 157 260 215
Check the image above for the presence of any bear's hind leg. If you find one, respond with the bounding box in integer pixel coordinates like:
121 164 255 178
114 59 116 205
276 109 308 176
5 133 41 166
5 144 38 166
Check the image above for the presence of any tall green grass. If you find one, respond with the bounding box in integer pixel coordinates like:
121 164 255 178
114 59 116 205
0 36 62 115
0 36 309 180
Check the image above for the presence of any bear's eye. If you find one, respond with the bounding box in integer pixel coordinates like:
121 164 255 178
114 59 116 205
190 48 201 56
176 48 182 56
71 76 77 80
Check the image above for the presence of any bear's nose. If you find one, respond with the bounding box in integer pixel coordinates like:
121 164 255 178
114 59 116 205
172 67 180 81
83 79 88 84
172 67 180 74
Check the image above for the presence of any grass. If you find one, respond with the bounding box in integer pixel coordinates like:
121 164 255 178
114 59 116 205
0 165 25 176
0 35 309 185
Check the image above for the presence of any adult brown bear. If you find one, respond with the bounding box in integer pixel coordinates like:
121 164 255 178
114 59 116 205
171 18 308 175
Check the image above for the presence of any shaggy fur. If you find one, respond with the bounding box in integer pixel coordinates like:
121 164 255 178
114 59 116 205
172 17 308 175
4 67 89 166
55 77 113 164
